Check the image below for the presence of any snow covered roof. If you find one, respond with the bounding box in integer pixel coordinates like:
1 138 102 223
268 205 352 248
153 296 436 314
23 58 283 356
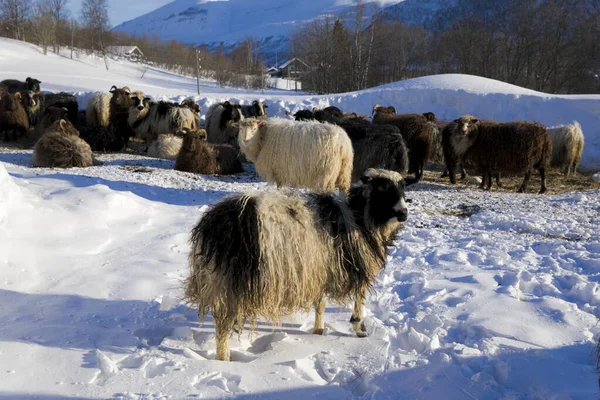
106 46 144 56
278 58 310 69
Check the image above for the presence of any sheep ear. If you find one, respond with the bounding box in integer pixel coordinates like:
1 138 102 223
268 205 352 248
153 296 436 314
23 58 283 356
472 119 479 124
109 85 117 93
312 107 319 112
389 106 396 113
14 92 21 99
453 119 460 123
258 120 266 128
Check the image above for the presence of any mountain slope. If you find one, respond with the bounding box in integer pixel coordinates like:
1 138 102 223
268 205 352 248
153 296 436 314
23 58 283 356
113 0 403 64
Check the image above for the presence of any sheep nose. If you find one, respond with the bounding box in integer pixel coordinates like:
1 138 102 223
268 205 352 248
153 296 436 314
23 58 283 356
137 106 144 110
395 208 408 222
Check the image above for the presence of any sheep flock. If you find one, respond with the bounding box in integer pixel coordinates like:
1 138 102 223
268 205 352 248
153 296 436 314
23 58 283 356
0 78 596 363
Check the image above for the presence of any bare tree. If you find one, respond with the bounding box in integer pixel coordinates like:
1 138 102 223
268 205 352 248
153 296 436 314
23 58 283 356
0 0 33 40
31 0 55 54
80 0 108 52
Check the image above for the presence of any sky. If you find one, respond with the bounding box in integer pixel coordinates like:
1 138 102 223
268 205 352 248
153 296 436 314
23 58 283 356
68 0 173 27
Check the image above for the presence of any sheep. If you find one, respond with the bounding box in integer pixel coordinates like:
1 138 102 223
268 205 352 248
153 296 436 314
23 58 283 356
336 117 374 141
547 121 584 177
237 118 354 193
444 115 551 193
147 134 184 160
205 101 244 146
294 109 317 121
372 105 435 181
0 77 42 93
351 127 409 182
32 119 96 168
0 92 29 141
106 86 137 149
128 93 198 144
21 90 43 127
184 168 409 361
44 92 79 124
86 85 131 128
314 106 344 124
241 100 268 119
174 129 243 175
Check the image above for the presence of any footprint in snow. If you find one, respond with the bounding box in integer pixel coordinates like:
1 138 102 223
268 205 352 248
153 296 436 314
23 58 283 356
193 371 244 393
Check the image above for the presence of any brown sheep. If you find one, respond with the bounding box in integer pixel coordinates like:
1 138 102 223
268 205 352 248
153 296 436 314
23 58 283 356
32 119 96 168
107 86 135 150
444 115 551 193
372 105 435 181
174 129 243 175
0 92 30 141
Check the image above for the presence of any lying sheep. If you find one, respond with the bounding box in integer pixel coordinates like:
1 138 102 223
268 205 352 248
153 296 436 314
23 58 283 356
241 100 268 119
174 129 243 175
547 121 584 177
237 118 353 193
184 168 409 361
32 119 96 168
0 92 29 141
1 77 42 93
351 126 409 182
444 115 551 193
86 85 132 128
372 105 435 181
205 101 244 146
147 133 183 160
128 93 198 144
25 106 70 147
44 92 79 124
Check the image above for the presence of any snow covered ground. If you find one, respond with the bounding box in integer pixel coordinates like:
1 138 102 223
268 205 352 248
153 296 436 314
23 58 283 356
1 39 600 399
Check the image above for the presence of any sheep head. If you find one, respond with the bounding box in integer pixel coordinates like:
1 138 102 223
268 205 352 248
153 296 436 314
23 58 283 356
453 115 480 137
181 129 207 151
372 104 396 116
26 77 41 92
352 168 410 241
111 86 135 111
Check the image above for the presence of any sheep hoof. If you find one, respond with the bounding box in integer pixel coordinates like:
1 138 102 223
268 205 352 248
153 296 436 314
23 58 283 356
517 187 525 193
312 328 324 335
539 188 547 194
356 331 368 338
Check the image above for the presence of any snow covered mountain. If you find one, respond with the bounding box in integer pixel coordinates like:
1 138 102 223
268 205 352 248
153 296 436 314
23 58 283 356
113 0 404 64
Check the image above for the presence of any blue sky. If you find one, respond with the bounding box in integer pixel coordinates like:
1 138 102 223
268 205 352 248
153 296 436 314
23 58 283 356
68 0 173 27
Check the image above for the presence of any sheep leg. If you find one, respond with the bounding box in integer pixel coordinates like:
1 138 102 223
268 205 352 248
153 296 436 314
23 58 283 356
459 166 467 181
538 167 547 194
563 165 570 178
479 175 487 190
495 174 503 188
350 290 368 338
312 296 326 335
518 172 531 193
213 306 235 361
486 174 493 191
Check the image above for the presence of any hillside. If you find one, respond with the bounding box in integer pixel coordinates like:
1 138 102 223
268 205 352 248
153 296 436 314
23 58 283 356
113 0 404 64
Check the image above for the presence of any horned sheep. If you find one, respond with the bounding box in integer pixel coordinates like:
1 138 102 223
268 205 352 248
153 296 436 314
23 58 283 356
86 86 131 128
184 168 409 361
127 93 198 143
443 115 551 193
547 121 584 177
0 92 29 141
32 119 96 168
174 129 243 175
237 118 354 193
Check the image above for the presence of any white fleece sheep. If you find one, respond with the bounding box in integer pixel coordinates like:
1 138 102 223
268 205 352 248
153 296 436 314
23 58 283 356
86 92 112 127
237 118 353 193
547 121 584 176
147 134 183 160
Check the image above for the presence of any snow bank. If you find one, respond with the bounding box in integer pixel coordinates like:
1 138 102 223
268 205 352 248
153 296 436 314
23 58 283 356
0 162 22 223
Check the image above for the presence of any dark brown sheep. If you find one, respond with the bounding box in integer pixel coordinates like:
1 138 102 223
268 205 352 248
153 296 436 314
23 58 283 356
107 85 134 150
175 129 243 175
372 105 435 181
32 119 96 168
0 92 30 141
444 115 551 193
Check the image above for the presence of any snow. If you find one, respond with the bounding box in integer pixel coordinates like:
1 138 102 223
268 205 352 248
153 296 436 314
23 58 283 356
1 38 600 399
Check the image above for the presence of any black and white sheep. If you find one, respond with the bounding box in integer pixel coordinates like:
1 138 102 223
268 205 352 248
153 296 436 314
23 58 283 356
174 129 243 175
293 108 317 121
444 115 552 193
547 121 584 176
184 168 409 361
205 101 244 146
0 77 42 93
241 100 268 119
237 118 354 193
127 93 198 144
